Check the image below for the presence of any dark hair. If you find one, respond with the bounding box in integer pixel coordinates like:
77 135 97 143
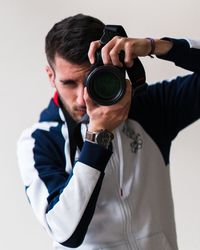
45 13 105 66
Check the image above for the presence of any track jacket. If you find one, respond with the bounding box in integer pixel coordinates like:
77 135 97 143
17 38 200 250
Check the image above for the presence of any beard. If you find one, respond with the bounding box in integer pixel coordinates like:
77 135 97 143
57 93 87 122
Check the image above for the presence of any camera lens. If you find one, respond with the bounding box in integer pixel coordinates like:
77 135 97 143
93 71 121 98
86 65 126 106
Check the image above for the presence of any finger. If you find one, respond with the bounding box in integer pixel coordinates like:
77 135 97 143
101 36 122 65
115 79 132 108
124 43 135 68
109 48 123 67
109 37 125 67
88 41 101 64
123 80 132 117
83 87 97 111
100 44 112 65
125 79 132 98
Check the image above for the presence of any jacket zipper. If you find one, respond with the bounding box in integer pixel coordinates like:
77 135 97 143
111 128 138 249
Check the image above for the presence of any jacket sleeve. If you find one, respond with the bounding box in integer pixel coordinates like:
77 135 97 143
129 38 200 165
17 123 112 248
156 38 200 137
157 37 200 73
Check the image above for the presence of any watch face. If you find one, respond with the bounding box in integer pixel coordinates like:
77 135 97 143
96 130 113 148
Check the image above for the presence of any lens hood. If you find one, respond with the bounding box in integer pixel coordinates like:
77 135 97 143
86 64 126 106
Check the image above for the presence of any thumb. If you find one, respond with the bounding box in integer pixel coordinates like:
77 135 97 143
83 87 97 112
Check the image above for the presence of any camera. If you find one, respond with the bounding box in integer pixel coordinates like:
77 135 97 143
85 49 126 106
85 25 147 106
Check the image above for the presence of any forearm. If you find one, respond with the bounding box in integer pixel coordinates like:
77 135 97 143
156 38 200 72
151 38 173 56
45 141 112 247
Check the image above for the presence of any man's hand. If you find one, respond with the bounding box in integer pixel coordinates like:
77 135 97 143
84 79 132 132
88 36 173 68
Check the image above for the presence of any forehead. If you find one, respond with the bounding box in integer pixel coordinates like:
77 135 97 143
54 55 90 78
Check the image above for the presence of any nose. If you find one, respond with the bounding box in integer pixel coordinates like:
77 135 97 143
77 85 85 106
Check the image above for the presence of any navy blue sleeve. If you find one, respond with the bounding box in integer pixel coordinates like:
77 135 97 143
129 38 200 165
130 73 200 165
157 38 200 73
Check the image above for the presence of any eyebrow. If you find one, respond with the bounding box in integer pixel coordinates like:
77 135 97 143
60 79 76 84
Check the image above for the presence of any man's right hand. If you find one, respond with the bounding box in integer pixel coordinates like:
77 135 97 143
84 79 132 133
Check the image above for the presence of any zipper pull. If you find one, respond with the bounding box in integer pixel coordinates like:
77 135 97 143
120 188 123 197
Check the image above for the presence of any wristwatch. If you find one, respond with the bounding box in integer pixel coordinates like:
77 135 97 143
85 129 114 149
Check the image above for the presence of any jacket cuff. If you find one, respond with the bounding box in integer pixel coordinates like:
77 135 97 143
78 141 112 173
157 37 190 65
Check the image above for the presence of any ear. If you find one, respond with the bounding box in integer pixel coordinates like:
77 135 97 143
45 65 56 88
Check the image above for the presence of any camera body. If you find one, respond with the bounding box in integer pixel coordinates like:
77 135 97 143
85 25 146 106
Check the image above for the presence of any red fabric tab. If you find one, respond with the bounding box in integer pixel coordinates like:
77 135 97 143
53 91 59 106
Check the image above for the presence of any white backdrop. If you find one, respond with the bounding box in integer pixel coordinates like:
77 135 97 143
1 0 200 249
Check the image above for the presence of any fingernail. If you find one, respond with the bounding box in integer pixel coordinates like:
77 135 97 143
89 57 94 64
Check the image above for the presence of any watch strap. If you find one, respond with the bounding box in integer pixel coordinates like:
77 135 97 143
85 130 97 142
85 129 114 149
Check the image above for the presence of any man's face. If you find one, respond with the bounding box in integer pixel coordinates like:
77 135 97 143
46 55 90 122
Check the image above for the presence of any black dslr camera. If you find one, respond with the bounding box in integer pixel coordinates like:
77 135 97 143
85 25 147 106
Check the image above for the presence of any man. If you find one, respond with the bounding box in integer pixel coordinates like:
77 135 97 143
17 13 200 249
